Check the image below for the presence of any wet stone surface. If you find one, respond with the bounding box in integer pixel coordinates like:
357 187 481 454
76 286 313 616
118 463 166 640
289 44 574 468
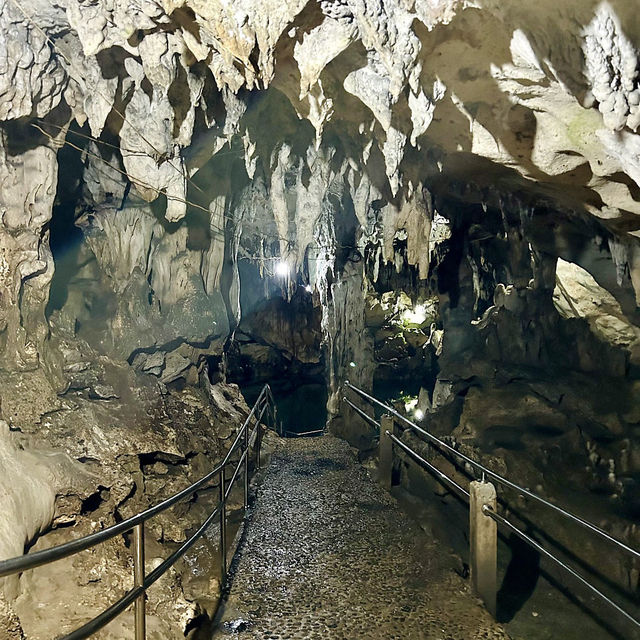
210 435 510 640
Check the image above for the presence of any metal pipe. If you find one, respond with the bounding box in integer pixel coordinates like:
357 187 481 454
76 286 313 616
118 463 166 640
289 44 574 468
144 504 220 588
248 404 267 444
2 385 277 640
60 586 145 640
225 448 248 502
345 381 640 560
387 432 470 499
255 416 262 471
61 504 222 640
221 387 268 467
248 404 268 442
254 405 267 470
284 429 325 438
265 385 277 433
483 505 640 630
219 468 227 585
0 458 223 577
343 397 381 430
133 523 146 640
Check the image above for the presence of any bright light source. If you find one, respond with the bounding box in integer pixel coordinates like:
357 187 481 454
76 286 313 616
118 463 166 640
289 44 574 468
404 397 418 412
305 284 313 293
349 361 357 368
414 409 424 421
401 304 427 325
275 260 289 277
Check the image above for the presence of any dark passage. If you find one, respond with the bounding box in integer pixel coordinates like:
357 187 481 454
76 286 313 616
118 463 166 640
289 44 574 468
46 123 86 317
228 283 327 435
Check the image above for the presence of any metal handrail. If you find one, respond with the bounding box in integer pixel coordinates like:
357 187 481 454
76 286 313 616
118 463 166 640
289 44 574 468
64 502 224 640
0 386 271 579
283 429 325 438
386 431 470 499
0 383 277 640
340 404 469 499
343 397 382 430
387 423 640 629
344 383 640 632
0 459 226 579
344 381 640 561
483 505 640 629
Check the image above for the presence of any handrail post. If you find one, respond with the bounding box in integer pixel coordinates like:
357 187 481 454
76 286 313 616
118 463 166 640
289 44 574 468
219 468 227 585
379 414 395 490
243 413 249 510
275 406 280 435
133 522 146 640
470 480 497 617
256 406 263 470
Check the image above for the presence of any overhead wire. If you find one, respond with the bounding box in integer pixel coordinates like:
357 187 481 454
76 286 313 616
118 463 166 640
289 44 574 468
33 123 225 226
6 0 207 196
18 4 366 267
33 124 289 256
34 120 363 259
36 118 243 160
33 124 350 262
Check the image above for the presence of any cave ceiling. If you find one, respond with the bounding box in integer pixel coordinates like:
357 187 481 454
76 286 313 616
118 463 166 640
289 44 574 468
2 0 640 237
2 0 640 372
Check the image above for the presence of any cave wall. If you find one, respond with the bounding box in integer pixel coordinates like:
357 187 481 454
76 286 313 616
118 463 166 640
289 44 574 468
4 0 640 425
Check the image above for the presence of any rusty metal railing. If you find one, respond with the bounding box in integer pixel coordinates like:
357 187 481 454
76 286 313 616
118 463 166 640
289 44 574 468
0 384 278 639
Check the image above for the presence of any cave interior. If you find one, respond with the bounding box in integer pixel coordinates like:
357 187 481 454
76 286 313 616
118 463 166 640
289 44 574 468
1 1 640 638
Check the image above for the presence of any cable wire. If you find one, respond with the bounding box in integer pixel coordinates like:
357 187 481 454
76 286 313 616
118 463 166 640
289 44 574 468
7 0 205 195
387 431 470 499
13 0 368 272
36 118 243 160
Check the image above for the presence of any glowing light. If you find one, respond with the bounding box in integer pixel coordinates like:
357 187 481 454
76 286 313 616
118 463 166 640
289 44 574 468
414 409 424 421
401 304 427 325
305 284 313 293
404 397 418 412
349 361 357 368
275 260 289 277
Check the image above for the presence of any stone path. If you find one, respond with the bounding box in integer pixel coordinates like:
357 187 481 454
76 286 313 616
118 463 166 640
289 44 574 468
210 435 510 640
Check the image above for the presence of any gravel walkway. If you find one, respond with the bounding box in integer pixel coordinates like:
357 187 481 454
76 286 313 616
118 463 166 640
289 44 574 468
210 435 510 640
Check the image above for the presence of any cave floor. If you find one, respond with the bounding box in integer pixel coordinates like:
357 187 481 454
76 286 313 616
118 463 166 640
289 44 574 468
209 434 509 640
